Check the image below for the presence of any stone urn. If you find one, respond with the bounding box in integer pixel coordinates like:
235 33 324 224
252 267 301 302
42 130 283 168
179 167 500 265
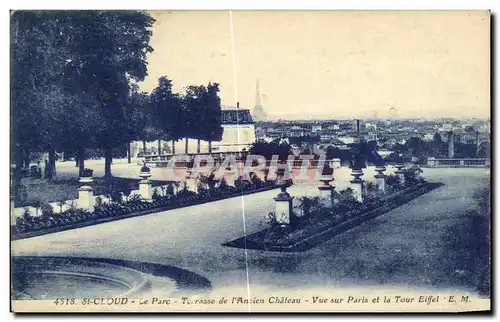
394 163 405 171
394 163 405 184
350 168 364 203
139 165 152 180
350 168 364 180
79 168 94 184
375 165 386 176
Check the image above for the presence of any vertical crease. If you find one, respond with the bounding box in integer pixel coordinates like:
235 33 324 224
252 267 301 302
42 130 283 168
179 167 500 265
229 9 252 313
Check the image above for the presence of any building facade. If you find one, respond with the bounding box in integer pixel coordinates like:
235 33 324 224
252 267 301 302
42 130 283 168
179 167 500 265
132 105 256 156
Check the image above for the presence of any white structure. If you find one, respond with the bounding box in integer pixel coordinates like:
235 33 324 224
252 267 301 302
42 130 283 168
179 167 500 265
394 164 405 184
350 169 364 203
331 158 341 169
132 105 256 155
215 106 256 152
274 186 294 227
139 170 153 202
311 125 322 132
77 177 95 212
374 165 387 193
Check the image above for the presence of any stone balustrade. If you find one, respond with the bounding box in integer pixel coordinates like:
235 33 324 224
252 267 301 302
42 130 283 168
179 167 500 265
427 157 490 168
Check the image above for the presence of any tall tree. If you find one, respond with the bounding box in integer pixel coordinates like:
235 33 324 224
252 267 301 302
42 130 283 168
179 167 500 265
203 83 223 153
149 76 184 155
11 11 103 182
183 83 223 154
11 11 155 180
184 85 205 154
64 11 155 177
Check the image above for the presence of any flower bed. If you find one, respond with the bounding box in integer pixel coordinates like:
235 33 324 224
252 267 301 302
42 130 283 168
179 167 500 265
223 181 444 252
12 179 283 241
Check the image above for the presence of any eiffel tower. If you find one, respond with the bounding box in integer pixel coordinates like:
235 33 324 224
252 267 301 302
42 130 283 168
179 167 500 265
252 79 267 122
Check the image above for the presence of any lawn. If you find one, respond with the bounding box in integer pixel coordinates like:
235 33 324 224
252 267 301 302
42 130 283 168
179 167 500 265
18 176 173 207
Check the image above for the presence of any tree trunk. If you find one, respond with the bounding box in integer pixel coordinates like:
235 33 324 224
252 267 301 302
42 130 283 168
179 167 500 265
185 138 189 154
172 140 175 155
104 147 113 177
127 142 131 164
208 141 212 154
158 139 162 155
142 140 147 155
197 139 201 154
13 145 23 202
78 147 85 177
23 147 31 169
47 148 57 181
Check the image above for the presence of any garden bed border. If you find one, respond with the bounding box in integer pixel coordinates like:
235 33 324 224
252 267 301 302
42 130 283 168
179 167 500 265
12 184 282 241
223 182 444 252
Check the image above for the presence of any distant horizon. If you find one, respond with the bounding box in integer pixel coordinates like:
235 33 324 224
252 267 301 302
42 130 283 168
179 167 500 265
248 113 491 122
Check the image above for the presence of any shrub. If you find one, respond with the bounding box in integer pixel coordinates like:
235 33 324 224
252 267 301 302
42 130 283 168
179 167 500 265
82 168 93 177
22 207 32 221
152 188 162 201
402 165 426 186
386 174 402 190
207 172 216 190
166 183 175 195
108 191 123 204
41 203 54 218
196 174 209 191
56 198 67 213
30 165 42 179
250 172 264 188
298 196 323 218
29 199 43 217
128 194 143 204
234 176 244 190
219 177 229 190
118 182 134 201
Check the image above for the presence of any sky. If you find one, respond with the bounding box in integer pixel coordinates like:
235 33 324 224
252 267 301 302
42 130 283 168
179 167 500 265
139 10 490 120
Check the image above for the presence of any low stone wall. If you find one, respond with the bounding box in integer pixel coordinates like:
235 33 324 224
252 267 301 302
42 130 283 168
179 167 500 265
426 158 490 168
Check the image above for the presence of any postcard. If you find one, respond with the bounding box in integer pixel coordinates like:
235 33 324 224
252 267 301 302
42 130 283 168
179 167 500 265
10 10 491 313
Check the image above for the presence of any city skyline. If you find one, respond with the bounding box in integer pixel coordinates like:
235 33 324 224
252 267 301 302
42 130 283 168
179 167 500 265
139 10 490 120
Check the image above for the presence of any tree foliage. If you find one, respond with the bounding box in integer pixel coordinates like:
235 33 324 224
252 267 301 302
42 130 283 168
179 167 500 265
11 10 155 177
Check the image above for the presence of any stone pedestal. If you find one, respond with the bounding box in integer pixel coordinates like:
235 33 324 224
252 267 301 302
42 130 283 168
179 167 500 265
318 175 334 207
331 158 341 169
427 157 436 167
78 186 95 212
139 179 153 202
350 169 364 203
394 163 405 185
318 185 334 207
274 186 294 227
374 165 387 193
78 177 94 211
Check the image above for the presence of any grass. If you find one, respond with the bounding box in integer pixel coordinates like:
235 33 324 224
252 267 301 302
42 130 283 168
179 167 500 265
18 176 173 207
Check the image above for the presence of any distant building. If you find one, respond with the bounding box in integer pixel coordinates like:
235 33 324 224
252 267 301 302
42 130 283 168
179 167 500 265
252 80 267 122
311 124 322 132
216 104 256 152
338 136 358 145
133 104 256 155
